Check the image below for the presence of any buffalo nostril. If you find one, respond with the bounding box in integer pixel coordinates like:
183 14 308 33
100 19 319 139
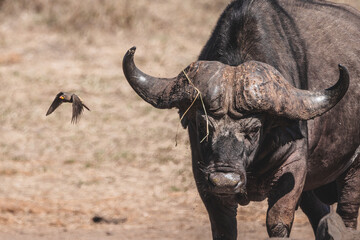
209 172 241 188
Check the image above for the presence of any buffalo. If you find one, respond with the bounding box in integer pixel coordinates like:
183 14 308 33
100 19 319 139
123 0 360 239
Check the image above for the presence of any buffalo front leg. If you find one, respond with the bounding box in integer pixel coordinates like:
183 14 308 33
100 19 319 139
194 169 238 239
201 194 238 240
336 153 360 229
188 124 238 240
266 154 307 237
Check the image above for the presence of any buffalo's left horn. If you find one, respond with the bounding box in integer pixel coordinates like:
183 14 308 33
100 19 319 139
123 47 192 109
236 61 350 120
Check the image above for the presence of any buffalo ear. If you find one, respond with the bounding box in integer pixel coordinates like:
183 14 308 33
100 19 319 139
180 117 189 129
178 108 192 129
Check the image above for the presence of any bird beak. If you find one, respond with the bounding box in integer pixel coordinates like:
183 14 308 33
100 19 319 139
60 96 64 99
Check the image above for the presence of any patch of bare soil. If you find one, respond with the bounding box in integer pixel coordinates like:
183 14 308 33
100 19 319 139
0 0 358 239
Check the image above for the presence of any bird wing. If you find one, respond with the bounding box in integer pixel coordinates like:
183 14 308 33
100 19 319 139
46 92 64 116
71 94 84 124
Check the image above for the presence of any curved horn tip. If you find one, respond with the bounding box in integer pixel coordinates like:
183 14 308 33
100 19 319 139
338 64 349 78
338 63 346 71
336 63 350 90
126 46 137 56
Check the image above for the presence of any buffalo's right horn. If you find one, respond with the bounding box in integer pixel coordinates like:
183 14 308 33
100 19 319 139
123 47 194 109
236 61 350 120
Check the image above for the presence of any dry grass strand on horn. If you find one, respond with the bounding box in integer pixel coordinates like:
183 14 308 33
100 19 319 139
175 70 209 146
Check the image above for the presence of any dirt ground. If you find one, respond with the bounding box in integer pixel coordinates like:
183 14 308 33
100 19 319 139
0 0 359 239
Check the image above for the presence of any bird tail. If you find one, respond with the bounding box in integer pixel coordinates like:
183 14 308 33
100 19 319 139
82 103 90 111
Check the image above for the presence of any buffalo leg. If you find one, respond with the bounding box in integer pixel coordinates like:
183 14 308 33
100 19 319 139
201 195 238 240
336 154 360 229
299 191 330 233
188 125 238 240
194 172 238 240
266 154 307 237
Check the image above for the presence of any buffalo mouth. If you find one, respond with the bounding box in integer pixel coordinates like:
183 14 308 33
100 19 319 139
207 171 246 195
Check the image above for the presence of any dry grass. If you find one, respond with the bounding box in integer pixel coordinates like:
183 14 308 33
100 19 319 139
0 0 358 239
0 0 138 32
338 0 360 9
1 0 357 31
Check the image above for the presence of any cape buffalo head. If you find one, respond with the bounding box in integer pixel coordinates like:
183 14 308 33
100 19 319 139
122 47 349 199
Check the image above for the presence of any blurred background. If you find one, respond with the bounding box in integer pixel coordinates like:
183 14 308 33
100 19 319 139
0 0 359 239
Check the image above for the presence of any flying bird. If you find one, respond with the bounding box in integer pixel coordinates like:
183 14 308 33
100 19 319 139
46 92 90 123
